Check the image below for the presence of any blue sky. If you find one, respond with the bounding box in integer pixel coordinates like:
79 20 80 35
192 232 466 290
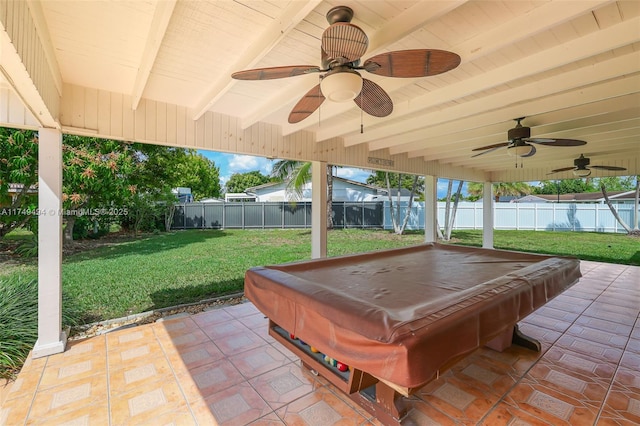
198 150 466 198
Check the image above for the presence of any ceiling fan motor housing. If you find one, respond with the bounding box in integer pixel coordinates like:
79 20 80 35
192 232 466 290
508 125 531 140
326 6 354 24
575 155 590 168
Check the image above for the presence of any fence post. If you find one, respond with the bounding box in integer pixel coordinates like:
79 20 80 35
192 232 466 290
222 203 226 229
201 203 205 229
262 203 265 229
282 201 285 229
343 203 346 229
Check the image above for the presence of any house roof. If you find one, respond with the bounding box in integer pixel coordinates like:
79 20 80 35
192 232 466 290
1 1 638 183
520 190 636 202
246 176 376 193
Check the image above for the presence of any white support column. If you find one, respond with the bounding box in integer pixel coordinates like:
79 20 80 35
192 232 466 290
33 128 66 358
424 175 437 243
311 161 327 259
482 181 494 249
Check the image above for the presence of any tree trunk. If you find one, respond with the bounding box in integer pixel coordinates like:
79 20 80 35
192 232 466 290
326 165 334 229
385 172 399 233
435 218 445 240
394 176 403 234
600 184 632 233
64 215 76 242
442 180 453 240
165 204 176 232
399 175 419 234
446 181 464 240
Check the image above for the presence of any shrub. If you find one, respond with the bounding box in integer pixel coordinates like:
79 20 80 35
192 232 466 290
15 235 37 258
0 277 80 379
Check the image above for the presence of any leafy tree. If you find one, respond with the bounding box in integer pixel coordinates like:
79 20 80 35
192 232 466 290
62 136 134 241
270 160 335 228
126 144 193 233
366 172 425 200
592 176 636 192
467 181 534 202
366 171 424 235
534 179 596 195
176 152 221 200
225 171 272 194
0 129 38 237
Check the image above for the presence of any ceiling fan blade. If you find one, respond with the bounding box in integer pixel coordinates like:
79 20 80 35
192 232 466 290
363 49 461 78
288 84 325 124
521 144 536 157
322 23 368 64
232 65 320 80
353 79 393 117
590 165 628 171
548 166 577 174
471 146 504 158
471 142 510 152
526 138 587 147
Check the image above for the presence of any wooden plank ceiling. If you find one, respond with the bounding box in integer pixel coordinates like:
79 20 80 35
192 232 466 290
21 1 640 181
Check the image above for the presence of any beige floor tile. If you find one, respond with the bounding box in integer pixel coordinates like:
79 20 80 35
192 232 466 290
229 344 293 379
192 381 272 426
249 363 320 410
109 355 175 394
0 262 637 426
275 386 367 425
109 378 189 424
28 374 108 421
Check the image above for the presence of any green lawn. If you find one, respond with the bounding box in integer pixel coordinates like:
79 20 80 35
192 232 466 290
1 228 638 323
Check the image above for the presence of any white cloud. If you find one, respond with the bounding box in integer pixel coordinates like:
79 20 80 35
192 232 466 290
335 167 372 183
227 155 273 177
228 155 260 171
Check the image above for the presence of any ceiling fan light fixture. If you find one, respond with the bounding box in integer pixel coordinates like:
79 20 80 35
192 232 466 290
573 168 591 178
320 71 363 102
506 144 534 158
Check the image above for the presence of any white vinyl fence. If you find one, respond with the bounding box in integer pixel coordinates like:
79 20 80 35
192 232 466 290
384 202 639 234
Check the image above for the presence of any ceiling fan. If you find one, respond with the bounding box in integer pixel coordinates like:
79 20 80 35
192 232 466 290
471 118 587 160
231 6 461 124
548 154 627 177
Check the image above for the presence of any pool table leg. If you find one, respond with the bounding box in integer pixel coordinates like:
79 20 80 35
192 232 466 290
512 324 542 352
350 381 408 425
485 324 541 352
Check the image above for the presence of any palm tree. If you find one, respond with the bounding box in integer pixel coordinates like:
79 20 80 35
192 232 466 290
271 160 334 228
467 181 533 202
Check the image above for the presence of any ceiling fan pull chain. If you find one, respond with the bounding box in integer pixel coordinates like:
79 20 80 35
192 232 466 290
360 91 364 134
318 82 322 127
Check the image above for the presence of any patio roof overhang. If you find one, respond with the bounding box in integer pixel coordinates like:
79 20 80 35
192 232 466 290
0 0 638 182
0 0 638 358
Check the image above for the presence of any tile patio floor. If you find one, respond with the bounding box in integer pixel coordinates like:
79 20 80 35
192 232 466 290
1 260 639 425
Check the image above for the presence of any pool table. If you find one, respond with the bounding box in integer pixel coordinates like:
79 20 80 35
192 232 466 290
244 243 581 424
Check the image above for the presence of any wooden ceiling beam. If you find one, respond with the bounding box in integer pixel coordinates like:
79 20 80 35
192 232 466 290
372 52 640 153
131 0 177 110
191 0 322 121
328 12 640 146
308 1 612 141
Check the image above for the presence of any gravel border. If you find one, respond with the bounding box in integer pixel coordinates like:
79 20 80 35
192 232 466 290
68 292 246 340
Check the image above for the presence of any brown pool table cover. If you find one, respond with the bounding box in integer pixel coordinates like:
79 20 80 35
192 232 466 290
244 243 581 389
